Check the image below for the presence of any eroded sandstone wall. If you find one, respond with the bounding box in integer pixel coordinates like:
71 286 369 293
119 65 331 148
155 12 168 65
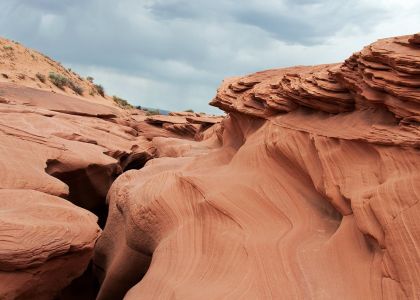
95 34 420 299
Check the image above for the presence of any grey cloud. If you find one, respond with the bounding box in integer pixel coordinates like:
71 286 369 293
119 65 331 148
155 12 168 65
148 0 387 45
227 1 387 45
0 0 417 113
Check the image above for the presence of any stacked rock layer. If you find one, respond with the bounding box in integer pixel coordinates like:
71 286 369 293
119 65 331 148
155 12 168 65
96 34 420 299
0 80 220 299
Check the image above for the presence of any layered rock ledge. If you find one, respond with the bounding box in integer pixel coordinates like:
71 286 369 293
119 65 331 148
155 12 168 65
0 80 219 299
95 34 420 299
0 189 100 299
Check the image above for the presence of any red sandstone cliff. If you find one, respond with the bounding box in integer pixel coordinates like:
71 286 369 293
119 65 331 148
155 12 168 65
95 34 420 299
0 33 419 299
0 37 220 299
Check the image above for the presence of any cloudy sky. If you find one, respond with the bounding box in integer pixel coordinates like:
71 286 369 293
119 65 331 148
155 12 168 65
0 0 419 113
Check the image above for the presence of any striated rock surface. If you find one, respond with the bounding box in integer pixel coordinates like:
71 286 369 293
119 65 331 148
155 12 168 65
95 34 420 299
0 63 220 298
211 34 420 121
0 82 119 117
335 35 420 119
0 189 100 299
1 32 419 299
145 114 224 140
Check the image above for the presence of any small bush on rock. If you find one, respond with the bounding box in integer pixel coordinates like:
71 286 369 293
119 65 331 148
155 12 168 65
68 80 84 95
49 72 68 89
94 84 105 97
48 72 84 95
145 108 160 116
35 73 46 83
113 95 133 109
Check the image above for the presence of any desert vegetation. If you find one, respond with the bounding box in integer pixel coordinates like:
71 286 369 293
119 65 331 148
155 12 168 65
35 73 46 83
48 72 84 95
144 108 160 115
112 95 133 109
67 80 84 95
48 72 67 89
2 45 13 51
94 84 105 97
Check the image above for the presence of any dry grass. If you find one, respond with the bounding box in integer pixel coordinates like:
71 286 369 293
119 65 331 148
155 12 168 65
94 84 105 97
48 72 84 95
35 73 46 83
48 72 68 89
112 95 133 109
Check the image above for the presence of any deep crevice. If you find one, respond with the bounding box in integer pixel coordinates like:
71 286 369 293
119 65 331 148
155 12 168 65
56 262 100 300
45 152 155 300
45 162 120 228
123 151 153 171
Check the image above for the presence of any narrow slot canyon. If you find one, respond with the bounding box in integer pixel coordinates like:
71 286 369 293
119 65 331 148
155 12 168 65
44 148 157 299
37 116 211 299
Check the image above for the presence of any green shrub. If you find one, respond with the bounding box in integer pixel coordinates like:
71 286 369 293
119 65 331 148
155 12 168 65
3 45 13 51
94 84 105 97
86 76 94 82
35 73 46 83
48 72 83 95
68 80 84 95
184 109 194 113
145 108 160 116
49 72 68 89
113 95 133 109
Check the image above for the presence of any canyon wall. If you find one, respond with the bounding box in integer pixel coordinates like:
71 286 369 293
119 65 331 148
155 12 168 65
0 33 419 299
95 34 420 299
0 78 218 299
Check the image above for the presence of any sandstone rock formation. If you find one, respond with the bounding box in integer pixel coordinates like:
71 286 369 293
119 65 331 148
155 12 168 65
145 114 223 139
0 38 220 299
1 33 419 299
0 189 100 299
94 34 420 299
0 37 116 108
0 85 218 298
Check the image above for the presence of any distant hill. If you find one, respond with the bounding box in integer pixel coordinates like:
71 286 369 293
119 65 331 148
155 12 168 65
0 37 138 111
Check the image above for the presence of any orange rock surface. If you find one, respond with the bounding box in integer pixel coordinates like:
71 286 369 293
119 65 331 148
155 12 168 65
95 34 420 299
0 189 100 299
0 40 220 298
1 33 419 299
0 37 118 108
0 88 217 298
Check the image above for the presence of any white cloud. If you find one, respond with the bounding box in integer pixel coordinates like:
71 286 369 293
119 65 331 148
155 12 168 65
0 0 418 113
38 14 66 38
67 63 223 113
